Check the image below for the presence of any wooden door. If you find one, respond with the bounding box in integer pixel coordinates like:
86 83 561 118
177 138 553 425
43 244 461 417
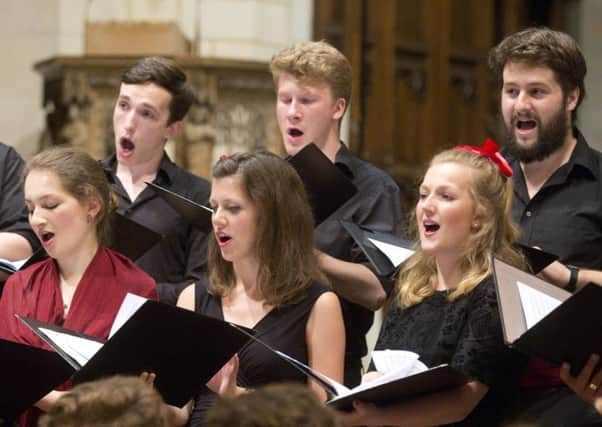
314 0 578 189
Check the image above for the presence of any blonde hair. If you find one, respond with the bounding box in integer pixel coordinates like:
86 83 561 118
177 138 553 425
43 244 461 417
208 151 327 307
397 149 525 308
270 40 352 110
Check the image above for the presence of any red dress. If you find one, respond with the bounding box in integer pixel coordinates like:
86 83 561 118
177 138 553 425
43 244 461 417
0 246 157 426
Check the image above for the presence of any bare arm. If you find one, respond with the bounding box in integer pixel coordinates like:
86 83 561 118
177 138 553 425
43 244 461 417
0 232 33 261
538 261 602 290
306 291 345 401
316 250 386 311
337 380 488 427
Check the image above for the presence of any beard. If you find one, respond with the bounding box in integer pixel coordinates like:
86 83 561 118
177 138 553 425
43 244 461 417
501 102 570 164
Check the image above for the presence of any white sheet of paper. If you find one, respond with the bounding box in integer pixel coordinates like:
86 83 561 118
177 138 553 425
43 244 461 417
109 293 147 338
40 328 103 367
347 350 427 395
0 257 27 271
517 281 562 329
368 238 413 267
371 349 421 374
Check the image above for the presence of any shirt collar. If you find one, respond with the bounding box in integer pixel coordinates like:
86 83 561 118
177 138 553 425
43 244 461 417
102 151 176 186
333 142 355 180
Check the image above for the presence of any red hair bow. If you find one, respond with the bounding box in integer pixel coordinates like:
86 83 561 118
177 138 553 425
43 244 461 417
454 139 513 177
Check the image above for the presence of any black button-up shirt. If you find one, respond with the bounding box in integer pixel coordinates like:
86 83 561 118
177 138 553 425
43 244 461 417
102 153 211 304
511 129 602 270
315 143 403 359
0 143 38 251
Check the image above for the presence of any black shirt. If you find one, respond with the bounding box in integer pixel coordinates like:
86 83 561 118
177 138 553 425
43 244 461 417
374 277 526 426
102 153 211 304
510 129 602 270
0 143 38 251
315 143 403 369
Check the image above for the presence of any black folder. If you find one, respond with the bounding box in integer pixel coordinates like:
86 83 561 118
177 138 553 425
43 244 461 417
288 143 358 225
18 299 252 407
340 221 414 277
110 213 162 261
492 257 602 375
0 338 74 419
515 243 558 275
327 364 469 411
227 318 468 412
146 182 213 232
0 248 47 282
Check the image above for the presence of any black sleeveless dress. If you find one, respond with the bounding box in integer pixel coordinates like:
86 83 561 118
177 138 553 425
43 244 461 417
187 280 330 427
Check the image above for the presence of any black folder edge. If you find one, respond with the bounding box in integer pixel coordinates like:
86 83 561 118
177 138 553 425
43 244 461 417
0 338 75 419
0 248 48 281
492 257 602 375
227 321 339 399
227 319 468 411
288 143 358 225
327 364 469 411
110 213 163 261
146 181 213 232
514 243 559 275
19 301 253 407
17 315 104 370
340 221 414 277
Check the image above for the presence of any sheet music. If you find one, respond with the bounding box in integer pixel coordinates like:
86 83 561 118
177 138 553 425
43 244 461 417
0 257 27 271
368 238 413 267
517 281 562 329
371 350 424 375
109 293 147 338
40 328 103 367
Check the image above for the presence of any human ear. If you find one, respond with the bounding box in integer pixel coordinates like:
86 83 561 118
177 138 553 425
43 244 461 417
566 87 579 112
333 98 346 121
165 120 183 140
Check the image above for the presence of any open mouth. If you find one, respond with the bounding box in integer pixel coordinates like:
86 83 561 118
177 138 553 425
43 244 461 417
424 223 440 233
216 233 232 245
120 137 135 153
287 128 303 138
516 119 537 131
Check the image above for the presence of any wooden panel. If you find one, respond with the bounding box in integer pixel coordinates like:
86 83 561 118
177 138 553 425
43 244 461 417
313 0 576 183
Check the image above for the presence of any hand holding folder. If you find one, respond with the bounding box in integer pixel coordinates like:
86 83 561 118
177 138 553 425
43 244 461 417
228 322 468 411
18 294 252 407
493 257 602 375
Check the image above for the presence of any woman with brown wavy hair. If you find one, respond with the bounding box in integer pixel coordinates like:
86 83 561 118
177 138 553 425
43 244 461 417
178 151 344 426
338 141 527 426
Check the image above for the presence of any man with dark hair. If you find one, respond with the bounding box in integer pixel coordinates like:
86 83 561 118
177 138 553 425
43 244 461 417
489 27 602 426
102 56 210 304
270 41 403 387
0 143 38 261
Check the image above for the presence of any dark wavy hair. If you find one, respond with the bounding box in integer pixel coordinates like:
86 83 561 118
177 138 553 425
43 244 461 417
208 151 327 307
488 27 586 122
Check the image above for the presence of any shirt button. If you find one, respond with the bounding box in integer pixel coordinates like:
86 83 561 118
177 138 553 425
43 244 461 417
526 211 532 217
